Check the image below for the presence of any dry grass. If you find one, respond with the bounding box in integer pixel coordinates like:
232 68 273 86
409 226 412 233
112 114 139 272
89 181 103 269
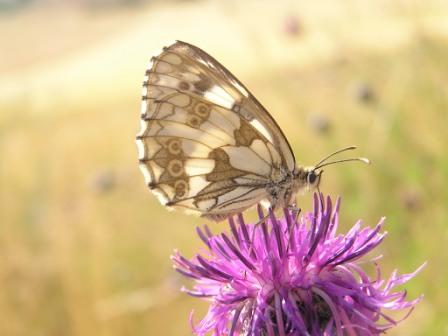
1 0 447 335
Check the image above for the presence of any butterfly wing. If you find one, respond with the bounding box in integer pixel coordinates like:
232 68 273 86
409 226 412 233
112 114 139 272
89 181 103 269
136 41 296 219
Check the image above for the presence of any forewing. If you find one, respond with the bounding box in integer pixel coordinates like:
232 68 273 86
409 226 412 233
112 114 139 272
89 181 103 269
142 40 295 171
136 41 295 218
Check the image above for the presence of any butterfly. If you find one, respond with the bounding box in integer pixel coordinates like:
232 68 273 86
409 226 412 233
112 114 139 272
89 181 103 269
136 41 369 221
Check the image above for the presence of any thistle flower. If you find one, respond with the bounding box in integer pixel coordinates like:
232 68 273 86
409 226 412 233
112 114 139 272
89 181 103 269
172 194 425 336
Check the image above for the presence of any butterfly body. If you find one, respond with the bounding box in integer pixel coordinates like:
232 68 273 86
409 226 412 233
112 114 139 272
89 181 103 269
266 166 321 206
137 41 327 221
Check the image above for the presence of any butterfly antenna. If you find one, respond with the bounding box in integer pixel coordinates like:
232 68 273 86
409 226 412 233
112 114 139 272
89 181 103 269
314 146 357 168
316 157 370 169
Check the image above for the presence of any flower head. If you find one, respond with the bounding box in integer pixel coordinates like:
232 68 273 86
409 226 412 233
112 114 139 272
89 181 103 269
172 194 425 336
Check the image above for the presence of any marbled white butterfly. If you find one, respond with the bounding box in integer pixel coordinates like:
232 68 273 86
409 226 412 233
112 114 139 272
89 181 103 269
136 41 368 221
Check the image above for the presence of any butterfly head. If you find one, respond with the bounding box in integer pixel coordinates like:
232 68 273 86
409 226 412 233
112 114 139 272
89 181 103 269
295 167 323 192
305 167 323 188
294 146 370 193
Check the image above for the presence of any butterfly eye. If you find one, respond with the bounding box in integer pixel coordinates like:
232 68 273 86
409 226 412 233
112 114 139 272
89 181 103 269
307 171 317 184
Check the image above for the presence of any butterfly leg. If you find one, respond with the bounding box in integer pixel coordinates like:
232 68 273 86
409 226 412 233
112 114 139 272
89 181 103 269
286 204 302 223
285 205 301 251
247 208 272 257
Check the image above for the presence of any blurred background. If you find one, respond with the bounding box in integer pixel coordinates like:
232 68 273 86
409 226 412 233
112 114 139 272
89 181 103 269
1 0 447 335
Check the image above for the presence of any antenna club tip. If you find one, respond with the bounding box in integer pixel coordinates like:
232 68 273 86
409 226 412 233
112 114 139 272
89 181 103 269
361 157 371 164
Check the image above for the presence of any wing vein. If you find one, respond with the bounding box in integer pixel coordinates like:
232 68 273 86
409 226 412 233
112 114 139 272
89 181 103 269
137 135 214 150
212 187 262 210
167 183 265 205
145 119 234 145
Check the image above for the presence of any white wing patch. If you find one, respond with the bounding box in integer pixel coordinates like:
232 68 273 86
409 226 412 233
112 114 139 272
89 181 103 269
146 161 164 181
250 119 274 143
215 187 266 211
136 139 146 160
208 108 240 135
204 85 235 109
150 121 233 148
139 164 152 184
181 139 211 157
222 146 272 177
152 188 170 205
184 159 215 175
250 139 272 164
196 199 216 211
141 100 147 115
188 176 211 197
